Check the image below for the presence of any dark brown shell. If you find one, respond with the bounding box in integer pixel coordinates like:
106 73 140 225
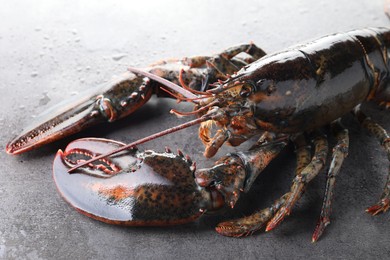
53 138 208 226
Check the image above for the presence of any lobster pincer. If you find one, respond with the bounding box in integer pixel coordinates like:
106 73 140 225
6 73 153 155
6 43 266 155
53 136 287 227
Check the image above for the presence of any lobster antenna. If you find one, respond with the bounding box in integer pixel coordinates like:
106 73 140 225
128 67 199 100
67 115 212 173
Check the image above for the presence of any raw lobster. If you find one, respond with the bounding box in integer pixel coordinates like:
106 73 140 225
7 28 390 242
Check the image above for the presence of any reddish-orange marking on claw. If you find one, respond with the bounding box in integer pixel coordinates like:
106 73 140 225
92 183 135 202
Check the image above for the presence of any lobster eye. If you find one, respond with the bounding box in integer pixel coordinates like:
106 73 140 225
240 85 253 98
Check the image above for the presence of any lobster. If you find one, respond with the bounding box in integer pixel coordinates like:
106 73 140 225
6 28 390 242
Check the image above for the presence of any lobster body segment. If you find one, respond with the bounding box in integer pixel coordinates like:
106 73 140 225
230 28 390 134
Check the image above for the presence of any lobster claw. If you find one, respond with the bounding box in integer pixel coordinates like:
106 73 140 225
53 138 220 225
6 72 153 154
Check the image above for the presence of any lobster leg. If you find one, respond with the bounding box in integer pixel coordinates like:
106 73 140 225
195 132 288 209
184 43 266 69
181 43 267 91
215 133 311 237
266 131 329 231
312 120 349 242
353 107 390 215
216 43 267 61
293 133 313 176
205 43 267 75
216 194 288 237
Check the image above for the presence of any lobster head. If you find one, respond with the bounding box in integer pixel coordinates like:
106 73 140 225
187 50 310 157
119 67 267 159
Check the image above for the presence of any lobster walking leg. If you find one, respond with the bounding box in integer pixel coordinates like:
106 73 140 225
353 107 390 215
312 120 349 242
218 43 267 61
215 134 311 237
181 43 267 91
266 132 329 231
293 133 313 176
207 43 267 73
216 194 288 237
185 43 266 69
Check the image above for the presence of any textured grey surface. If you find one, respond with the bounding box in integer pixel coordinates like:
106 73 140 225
1 0 390 259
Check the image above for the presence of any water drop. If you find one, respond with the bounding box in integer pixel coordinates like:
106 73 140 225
39 92 50 106
299 8 309 14
20 230 27 237
112 53 127 61
0 244 6 259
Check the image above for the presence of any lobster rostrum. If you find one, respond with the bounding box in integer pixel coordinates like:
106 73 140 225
7 28 390 242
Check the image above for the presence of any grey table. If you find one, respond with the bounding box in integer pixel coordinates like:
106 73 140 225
1 0 389 259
